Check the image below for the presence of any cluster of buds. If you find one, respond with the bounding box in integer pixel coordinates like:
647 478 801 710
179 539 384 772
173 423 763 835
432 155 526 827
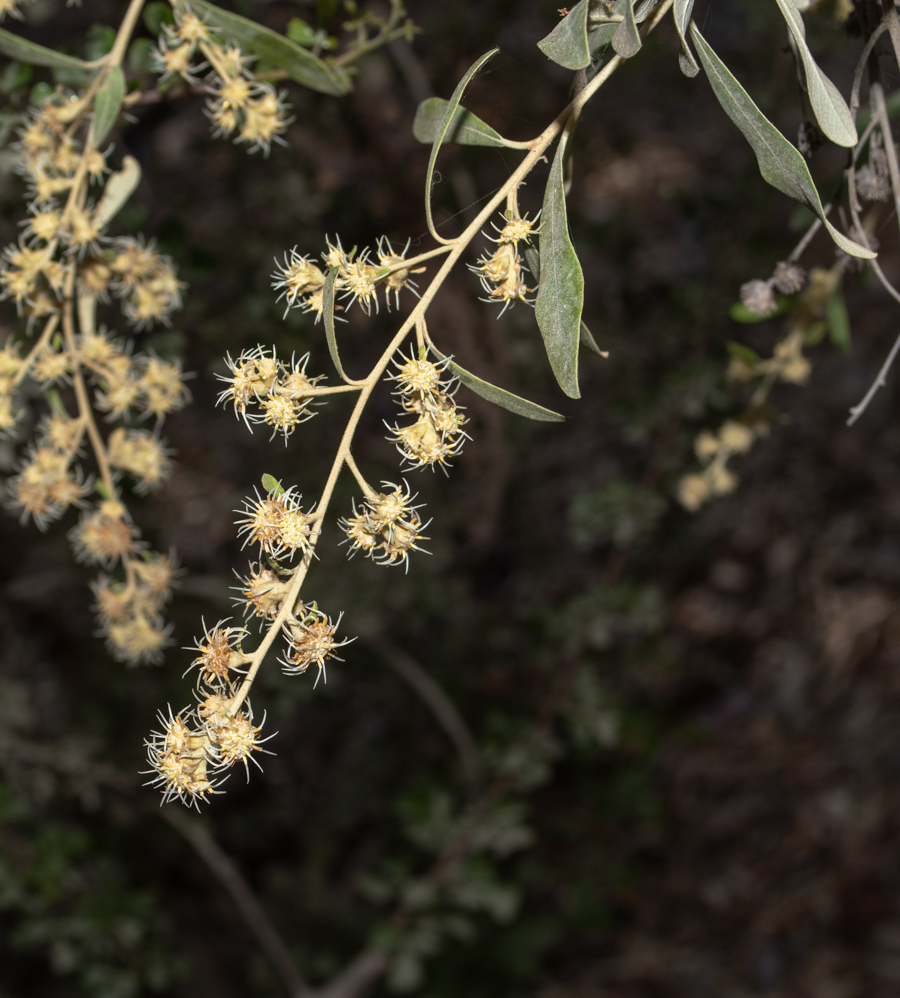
387 349 468 470
145 622 270 807
281 603 350 684
677 420 756 512
471 211 538 314
92 551 177 663
154 7 290 155
236 484 315 561
218 346 326 439
339 481 429 570
1 108 188 662
271 237 424 319
232 479 349 674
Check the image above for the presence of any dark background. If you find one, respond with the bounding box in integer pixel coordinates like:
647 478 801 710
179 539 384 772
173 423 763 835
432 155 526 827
3 1 900 996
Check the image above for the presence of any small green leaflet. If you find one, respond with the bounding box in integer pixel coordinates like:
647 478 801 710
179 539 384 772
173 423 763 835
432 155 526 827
428 344 565 422
0 27 91 70
612 0 641 59
535 131 584 399
424 49 498 241
323 268 348 381
690 25 875 259
773 0 856 148
261 474 285 495
173 0 351 96
537 0 591 71
673 0 698 77
413 97 508 147
91 65 124 145
726 341 762 365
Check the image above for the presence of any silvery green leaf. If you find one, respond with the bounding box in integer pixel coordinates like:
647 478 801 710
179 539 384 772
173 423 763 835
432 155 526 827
523 246 540 280
673 0 699 77
424 49 498 239
691 25 874 259
537 0 591 70
0 28 90 69
428 344 565 422
773 0 856 147
535 132 585 398
612 0 641 59
323 268 349 380
174 0 351 95
413 97 507 147
91 65 124 145
93 155 141 230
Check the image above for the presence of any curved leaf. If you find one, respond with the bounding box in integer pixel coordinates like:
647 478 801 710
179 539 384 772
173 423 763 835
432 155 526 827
535 131 584 399
424 49 498 241
612 0 641 59
690 25 874 259
673 0 699 77
91 65 124 145
537 0 590 71
94 155 141 230
428 344 565 422
413 97 508 147
773 0 856 147
580 320 608 357
0 28 91 70
322 268 348 381
174 0 351 96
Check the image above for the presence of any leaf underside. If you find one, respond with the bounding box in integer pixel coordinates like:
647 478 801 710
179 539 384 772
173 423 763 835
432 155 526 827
413 97 508 147
429 343 566 422
0 27 91 69
691 25 874 259
323 269 348 381
537 0 591 70
535 133 585 399
92 65 125 145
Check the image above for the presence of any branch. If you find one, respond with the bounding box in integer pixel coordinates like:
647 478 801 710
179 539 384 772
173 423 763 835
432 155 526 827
0 737 308 998
309 950 388 998
159 807 310 998
364 632 482 790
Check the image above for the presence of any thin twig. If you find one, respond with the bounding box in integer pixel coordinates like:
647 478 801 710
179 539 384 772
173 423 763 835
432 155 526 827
159 807 310 998
364 632 482 790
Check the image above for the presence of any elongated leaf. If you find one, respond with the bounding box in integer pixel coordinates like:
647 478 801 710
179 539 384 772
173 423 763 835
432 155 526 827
773 0 856 147
537 0 591 70
429 344 565 422
424 49 498 241
174 0 351 96
691 25 874 259
413 97 508 147
91 65 124 145
322 268 348 380
580 320 607 356
0 27 91 69
674 0 698 77
93 155 141 230
612 0 641 59
535 133 584 398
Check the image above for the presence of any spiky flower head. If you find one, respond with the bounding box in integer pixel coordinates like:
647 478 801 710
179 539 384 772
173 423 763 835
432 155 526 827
281 607 350 685
188 620 250 687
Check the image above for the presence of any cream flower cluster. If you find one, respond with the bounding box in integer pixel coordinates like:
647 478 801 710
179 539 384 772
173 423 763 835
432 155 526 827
154 8 290 155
